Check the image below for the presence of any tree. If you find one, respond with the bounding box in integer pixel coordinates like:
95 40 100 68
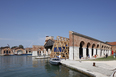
19 45 24 49
11 46 18 49
105 41 109 44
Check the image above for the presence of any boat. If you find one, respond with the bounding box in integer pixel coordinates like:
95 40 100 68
49 58 61 65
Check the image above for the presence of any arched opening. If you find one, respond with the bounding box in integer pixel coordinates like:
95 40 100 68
79 41 85 57
106 47 108 54
96 45 99 55
4 51 5 53
9 51 10 53
86 43 90 57
92 44 95 56
26 51 28 54
104 46 106 55
6 50 8 54
107 47 109 54
100 46 103 56
37 51 40 56
38 49 41 56
17 50 23 55
29 51 31 54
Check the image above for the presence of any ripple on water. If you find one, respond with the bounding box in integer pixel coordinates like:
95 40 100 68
0 56 89 77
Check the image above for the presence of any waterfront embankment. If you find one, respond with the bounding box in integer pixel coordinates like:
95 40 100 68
61 60 116 77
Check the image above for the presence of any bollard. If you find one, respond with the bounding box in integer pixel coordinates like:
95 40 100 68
93 62 95 66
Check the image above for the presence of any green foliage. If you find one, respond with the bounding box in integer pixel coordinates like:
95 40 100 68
11 46 18 49
19 45 24 49
11 45 24 49
105 41 108 44
90 56 116 61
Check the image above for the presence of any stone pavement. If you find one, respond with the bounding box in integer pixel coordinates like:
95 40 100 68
61 60 116 77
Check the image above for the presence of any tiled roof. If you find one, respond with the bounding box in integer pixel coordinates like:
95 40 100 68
72 31 110 45
107 42 116 46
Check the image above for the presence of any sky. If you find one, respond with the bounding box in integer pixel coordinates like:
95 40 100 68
0 0 116 48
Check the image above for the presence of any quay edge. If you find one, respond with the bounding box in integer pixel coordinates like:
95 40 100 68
61 60 96 77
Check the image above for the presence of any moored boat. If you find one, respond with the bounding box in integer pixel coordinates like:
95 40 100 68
49 58 61 65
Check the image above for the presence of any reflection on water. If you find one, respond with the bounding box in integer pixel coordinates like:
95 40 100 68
0 56 89 77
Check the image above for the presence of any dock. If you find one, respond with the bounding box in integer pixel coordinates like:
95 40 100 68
61 60 116 77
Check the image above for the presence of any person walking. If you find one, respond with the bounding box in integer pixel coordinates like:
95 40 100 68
88 54 90 59
106 53 108 58
95 55 96 58
114 53 115 58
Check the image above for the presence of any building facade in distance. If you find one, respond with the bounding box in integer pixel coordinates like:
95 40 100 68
107 42 116 54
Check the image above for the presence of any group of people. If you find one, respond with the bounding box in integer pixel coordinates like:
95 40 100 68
79 53 108 61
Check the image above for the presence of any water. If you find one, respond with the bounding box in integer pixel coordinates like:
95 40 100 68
0 56 89 77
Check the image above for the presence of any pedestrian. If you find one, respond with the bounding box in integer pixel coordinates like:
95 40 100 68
86 54 90 59
88 54 90 58
59 55 61 59
79 55 81 62
104 53 105 58
95 55 96 58
106 53 108 58
114 53 115 58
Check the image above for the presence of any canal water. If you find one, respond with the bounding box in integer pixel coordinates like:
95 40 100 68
0 56 89 77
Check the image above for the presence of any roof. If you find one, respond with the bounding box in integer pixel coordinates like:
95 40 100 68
107 42 116 46
0 46 10 49
72 31 111 45
44 39 54 47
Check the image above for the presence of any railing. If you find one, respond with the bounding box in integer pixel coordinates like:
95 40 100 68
110 70 116 77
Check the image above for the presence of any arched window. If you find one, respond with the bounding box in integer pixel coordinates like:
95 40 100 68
26 51 28 54
6 51 8 54
79 41 85 57
96 44 99 55
92 44 95 56
86 43 90 57
29 51 31 53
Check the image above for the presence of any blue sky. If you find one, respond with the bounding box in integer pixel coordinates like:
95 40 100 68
0 0 116 48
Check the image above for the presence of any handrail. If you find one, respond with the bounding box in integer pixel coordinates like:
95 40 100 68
110 70 116 77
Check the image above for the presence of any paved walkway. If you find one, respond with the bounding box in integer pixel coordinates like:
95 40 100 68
61 60 116 77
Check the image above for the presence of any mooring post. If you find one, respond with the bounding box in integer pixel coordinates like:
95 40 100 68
93 62 95 66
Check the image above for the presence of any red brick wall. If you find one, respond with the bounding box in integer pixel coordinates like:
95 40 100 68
69 31 111 50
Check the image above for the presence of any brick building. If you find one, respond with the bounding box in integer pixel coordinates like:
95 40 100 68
0 47 26 55
69 31 111 60
107 42 116 54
